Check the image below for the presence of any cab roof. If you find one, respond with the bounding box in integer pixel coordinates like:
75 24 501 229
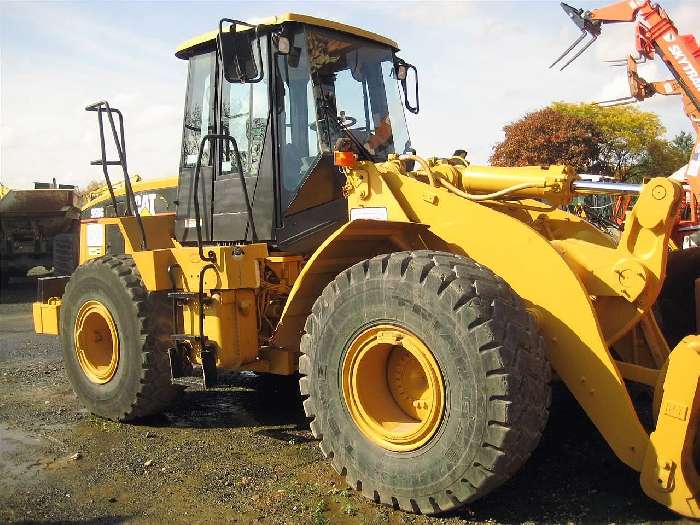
175 12 399 59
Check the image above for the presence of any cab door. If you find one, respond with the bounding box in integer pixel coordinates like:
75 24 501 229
213 36 274 242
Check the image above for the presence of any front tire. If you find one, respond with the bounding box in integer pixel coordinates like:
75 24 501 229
61 254 179 421
299 251 550 514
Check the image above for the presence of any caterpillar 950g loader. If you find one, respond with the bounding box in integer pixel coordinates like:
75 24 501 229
33 13 699 517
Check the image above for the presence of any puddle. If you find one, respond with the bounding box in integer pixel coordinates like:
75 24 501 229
0 423 47 483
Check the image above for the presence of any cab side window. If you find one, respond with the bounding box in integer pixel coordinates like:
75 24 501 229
221 38 270 179
181 53 215 168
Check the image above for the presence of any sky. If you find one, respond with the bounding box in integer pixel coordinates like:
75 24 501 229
1 0 698 189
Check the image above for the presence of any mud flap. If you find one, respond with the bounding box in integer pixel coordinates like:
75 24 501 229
641 335 700 518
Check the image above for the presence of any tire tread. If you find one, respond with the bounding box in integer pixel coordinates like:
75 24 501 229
62 254 178 420
299 250 550 514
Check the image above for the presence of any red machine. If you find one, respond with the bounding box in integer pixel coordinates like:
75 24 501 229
552 0 700 247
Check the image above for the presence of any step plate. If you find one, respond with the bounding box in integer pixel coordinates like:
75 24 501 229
171 376 206 388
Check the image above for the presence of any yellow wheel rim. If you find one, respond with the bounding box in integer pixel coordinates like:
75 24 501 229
74 300 119 384
342 325 444 452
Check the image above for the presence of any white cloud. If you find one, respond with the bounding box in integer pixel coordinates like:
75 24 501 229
1 2 185 189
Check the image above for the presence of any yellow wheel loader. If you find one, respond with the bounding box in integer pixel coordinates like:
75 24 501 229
33 13 699 517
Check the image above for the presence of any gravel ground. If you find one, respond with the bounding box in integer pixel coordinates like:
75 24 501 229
0 278 690 524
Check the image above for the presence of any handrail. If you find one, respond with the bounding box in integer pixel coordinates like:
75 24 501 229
191 133 258 264
85 101 148 250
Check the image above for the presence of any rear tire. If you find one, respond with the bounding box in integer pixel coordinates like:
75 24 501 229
0 265 9 288
53 233 78 277
299 251 550 514
61 254 179 421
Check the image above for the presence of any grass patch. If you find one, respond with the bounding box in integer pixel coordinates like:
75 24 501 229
313 498 327 525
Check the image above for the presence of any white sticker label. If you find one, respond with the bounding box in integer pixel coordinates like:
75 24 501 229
86 223 104 248
350 207 388 221
90 207 104 218
184 218 200 229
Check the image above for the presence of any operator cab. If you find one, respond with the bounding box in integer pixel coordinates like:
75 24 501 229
174 14 417 253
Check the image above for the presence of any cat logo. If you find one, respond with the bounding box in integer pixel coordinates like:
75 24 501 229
134 193 157 216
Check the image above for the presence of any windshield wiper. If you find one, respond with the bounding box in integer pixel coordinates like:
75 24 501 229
318 101 373 161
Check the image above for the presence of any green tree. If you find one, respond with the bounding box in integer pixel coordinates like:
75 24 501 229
552 102 665 180
628 139 687 181
628 131 696 182
671 130 695 158
77 179 104 200
489 107 601 171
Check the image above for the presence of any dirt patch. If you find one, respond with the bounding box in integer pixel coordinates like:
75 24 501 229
0 279 683 524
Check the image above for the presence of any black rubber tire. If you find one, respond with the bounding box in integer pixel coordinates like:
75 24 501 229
657 246 700 348
0 263 9 288
53 233 78 277
61 254 179 421
299 251 550 514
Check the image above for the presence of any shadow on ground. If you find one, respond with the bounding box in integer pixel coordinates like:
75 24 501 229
142 375 680 523
142 372 308 435
459 384 679 524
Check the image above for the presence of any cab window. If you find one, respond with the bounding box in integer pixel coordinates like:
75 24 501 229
275 29 322 208
221 38 270 179
181 52 215 168
307 28 411 161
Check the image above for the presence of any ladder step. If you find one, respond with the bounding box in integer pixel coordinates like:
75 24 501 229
168 348 218 389
90 160 123 166
168 291 198 300
168 291 210 303
172 376 206 388
171 333 206 342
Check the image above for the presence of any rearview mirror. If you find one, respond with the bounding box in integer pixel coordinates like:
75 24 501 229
395 59 419 114
395 64 407 81
218 18 264 84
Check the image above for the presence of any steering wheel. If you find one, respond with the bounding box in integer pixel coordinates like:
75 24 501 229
309 113 358 131
338 113 357 127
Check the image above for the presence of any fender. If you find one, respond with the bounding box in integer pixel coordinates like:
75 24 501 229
272 220 434 351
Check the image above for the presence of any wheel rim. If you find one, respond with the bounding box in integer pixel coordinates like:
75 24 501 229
74 300 119 384
342 325 444 452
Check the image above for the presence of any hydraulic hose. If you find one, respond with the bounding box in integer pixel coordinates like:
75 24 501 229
399 154 543 201
399 155 438 187
438 177 543 202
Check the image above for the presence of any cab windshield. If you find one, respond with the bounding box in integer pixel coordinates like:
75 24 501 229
307 28 411 160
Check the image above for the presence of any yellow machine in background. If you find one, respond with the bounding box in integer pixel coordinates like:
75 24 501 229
33 13 699 517
77 176 178 264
